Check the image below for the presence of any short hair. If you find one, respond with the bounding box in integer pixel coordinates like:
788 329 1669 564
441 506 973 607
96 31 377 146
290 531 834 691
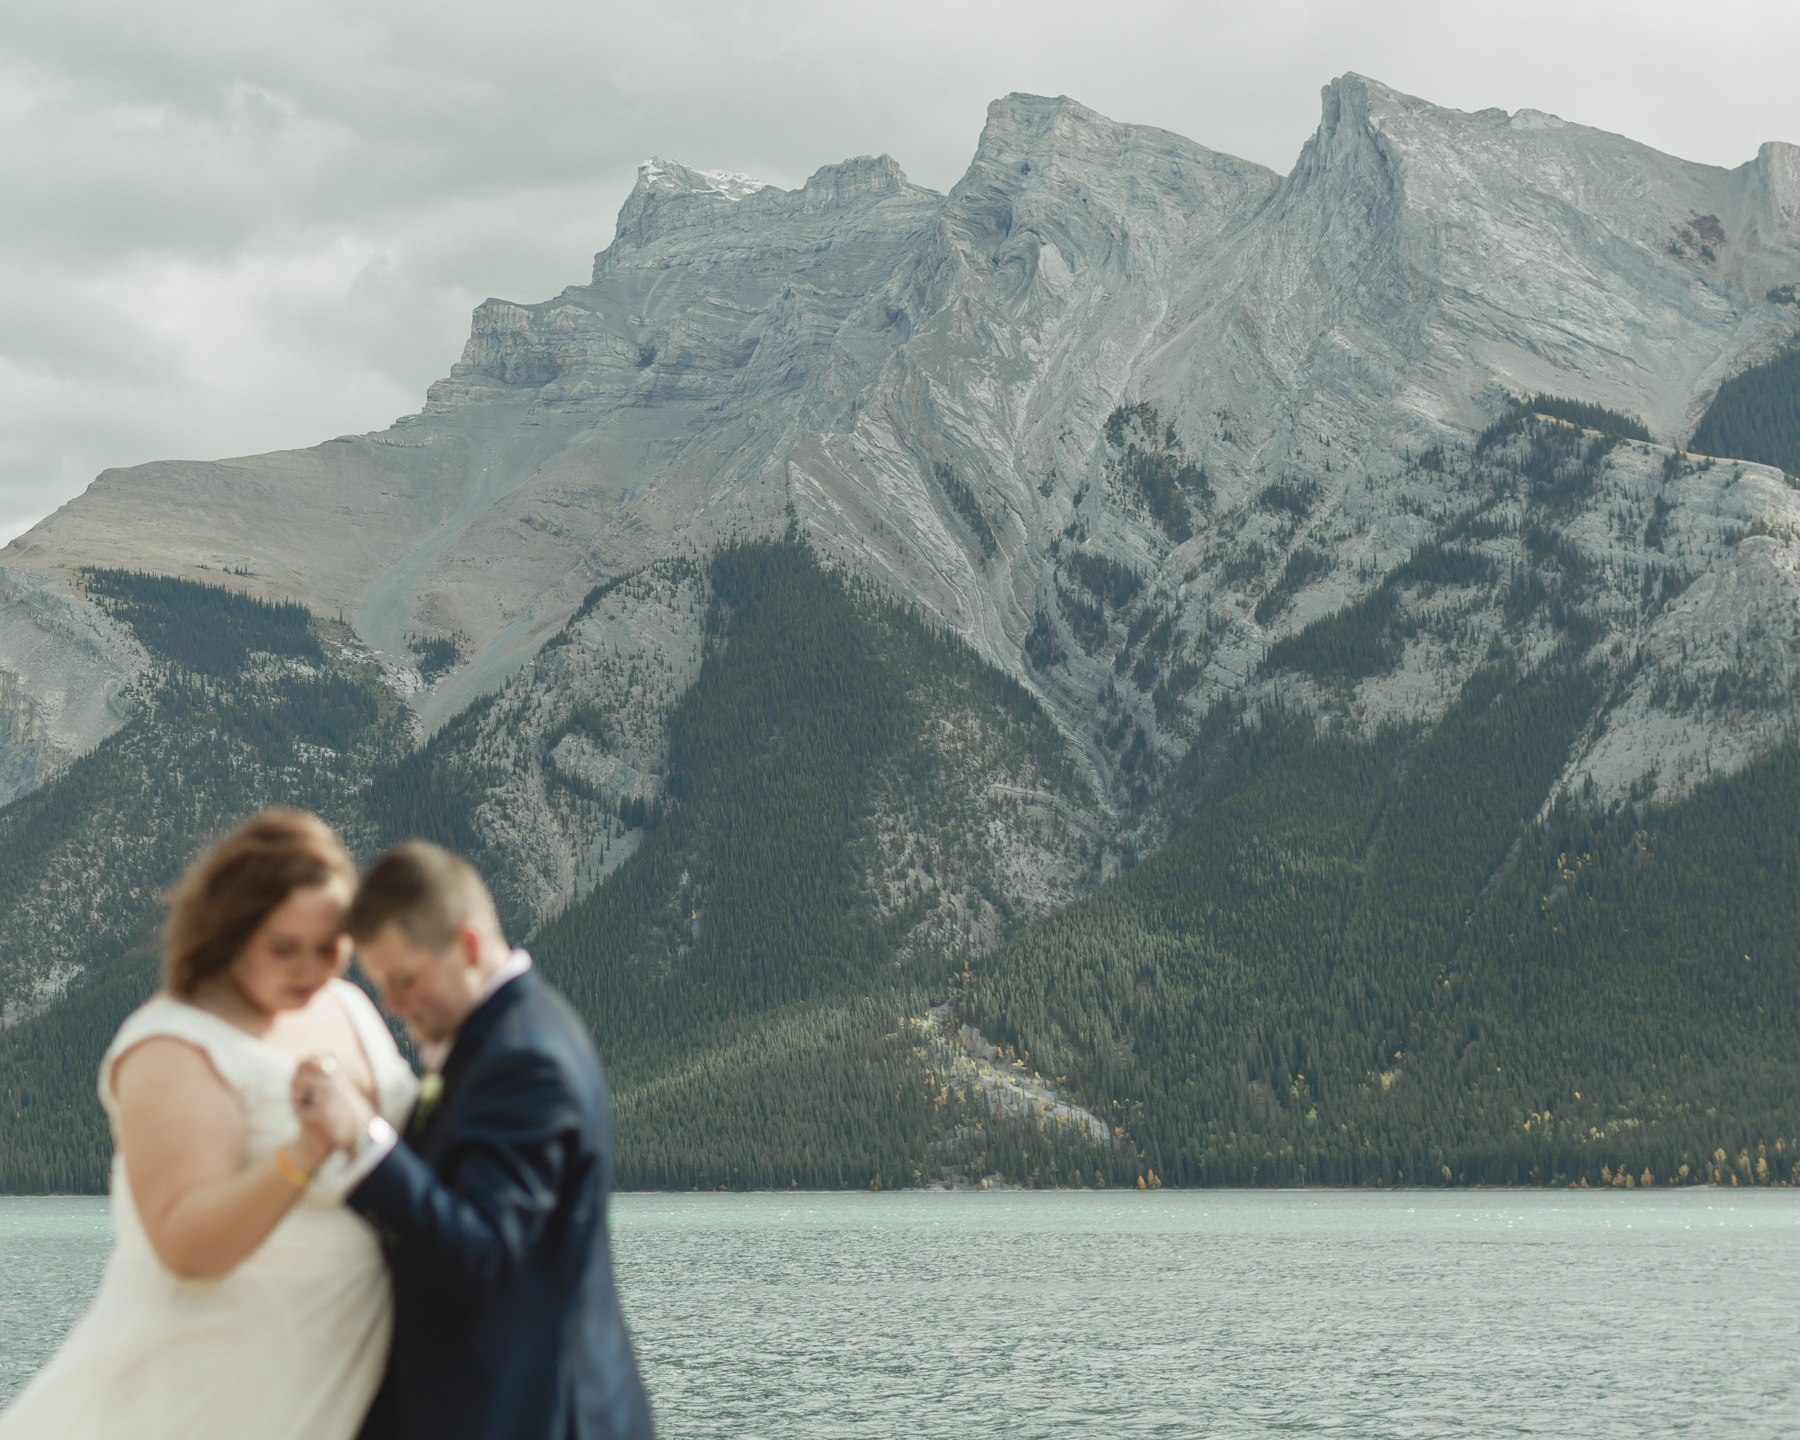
163 810 356 997
347 841 500 951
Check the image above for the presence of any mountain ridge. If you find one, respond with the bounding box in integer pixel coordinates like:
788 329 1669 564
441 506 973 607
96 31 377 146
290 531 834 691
3 77 1793 803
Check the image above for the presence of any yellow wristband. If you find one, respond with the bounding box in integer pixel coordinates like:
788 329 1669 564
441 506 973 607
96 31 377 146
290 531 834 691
273 1147 312 1190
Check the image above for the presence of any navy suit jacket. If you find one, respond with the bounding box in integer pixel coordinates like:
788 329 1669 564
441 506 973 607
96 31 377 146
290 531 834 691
350 972 654 1440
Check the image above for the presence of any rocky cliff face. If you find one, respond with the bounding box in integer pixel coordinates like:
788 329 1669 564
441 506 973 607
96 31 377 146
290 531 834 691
1 73 1796 825
0 569 145 803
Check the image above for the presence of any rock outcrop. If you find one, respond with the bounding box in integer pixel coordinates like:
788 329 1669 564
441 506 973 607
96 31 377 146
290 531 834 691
0 568 145 804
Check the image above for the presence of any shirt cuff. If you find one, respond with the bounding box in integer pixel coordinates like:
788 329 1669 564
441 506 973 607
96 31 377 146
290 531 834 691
332 1116 399 1194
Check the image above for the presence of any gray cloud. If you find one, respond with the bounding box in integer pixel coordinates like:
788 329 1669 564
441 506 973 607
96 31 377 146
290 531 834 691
3 0 1796 542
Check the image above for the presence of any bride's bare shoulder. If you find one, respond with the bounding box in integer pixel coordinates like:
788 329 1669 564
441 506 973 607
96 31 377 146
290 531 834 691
111 1032 235 1108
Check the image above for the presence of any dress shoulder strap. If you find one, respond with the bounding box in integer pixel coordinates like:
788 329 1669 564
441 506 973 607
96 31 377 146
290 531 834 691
98 995 278 1123
326 979 419 1125
325 977 385 1043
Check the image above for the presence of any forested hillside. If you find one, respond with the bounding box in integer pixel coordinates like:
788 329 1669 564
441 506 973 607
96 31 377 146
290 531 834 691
1691 343 1800 477
967 670 1798 1188
0 544 1108 1193
530 535 1108 1189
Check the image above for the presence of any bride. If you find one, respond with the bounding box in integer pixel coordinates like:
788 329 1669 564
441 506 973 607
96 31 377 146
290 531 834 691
0 810 416 1440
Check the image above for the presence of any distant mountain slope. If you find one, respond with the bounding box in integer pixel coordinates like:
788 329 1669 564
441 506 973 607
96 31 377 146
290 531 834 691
2 77 1799 1193
0 541 1109 1192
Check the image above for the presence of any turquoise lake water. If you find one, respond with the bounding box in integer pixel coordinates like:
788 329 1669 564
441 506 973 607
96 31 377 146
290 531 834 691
4 1189 1797 1435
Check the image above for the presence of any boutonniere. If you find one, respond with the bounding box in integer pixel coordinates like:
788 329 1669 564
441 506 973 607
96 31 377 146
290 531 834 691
414 1072 445 1124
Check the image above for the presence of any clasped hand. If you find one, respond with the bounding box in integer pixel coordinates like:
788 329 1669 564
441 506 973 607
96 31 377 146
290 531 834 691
292 1057 374 1153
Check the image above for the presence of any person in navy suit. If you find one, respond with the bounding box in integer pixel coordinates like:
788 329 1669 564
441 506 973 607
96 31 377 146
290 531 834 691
293 841 653 1440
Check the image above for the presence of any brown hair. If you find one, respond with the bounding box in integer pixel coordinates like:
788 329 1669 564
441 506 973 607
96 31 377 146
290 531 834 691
163 810 357 997
346 840 500 951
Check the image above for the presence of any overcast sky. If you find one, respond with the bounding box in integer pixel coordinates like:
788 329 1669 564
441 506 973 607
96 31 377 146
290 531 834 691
3 0 1795 545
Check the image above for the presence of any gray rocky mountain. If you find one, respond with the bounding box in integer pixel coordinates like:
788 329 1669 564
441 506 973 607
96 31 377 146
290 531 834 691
1 73 1797 994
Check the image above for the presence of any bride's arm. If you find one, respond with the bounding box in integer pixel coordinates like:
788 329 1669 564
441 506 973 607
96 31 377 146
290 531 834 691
113 1038 332 1280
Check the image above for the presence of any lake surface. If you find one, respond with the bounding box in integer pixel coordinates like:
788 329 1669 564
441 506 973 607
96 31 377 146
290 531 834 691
4 1189 1797 1435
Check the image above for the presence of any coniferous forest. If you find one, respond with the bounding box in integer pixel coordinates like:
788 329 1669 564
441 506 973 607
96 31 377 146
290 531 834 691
966 683 1799 1189
1 346 1798 1194
1690 343 1800 477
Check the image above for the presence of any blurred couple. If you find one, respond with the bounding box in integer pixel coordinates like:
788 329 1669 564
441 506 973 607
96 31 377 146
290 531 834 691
0 810 654 1440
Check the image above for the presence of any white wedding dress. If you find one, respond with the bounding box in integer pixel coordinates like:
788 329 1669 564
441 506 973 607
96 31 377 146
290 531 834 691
0 979 418 1440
